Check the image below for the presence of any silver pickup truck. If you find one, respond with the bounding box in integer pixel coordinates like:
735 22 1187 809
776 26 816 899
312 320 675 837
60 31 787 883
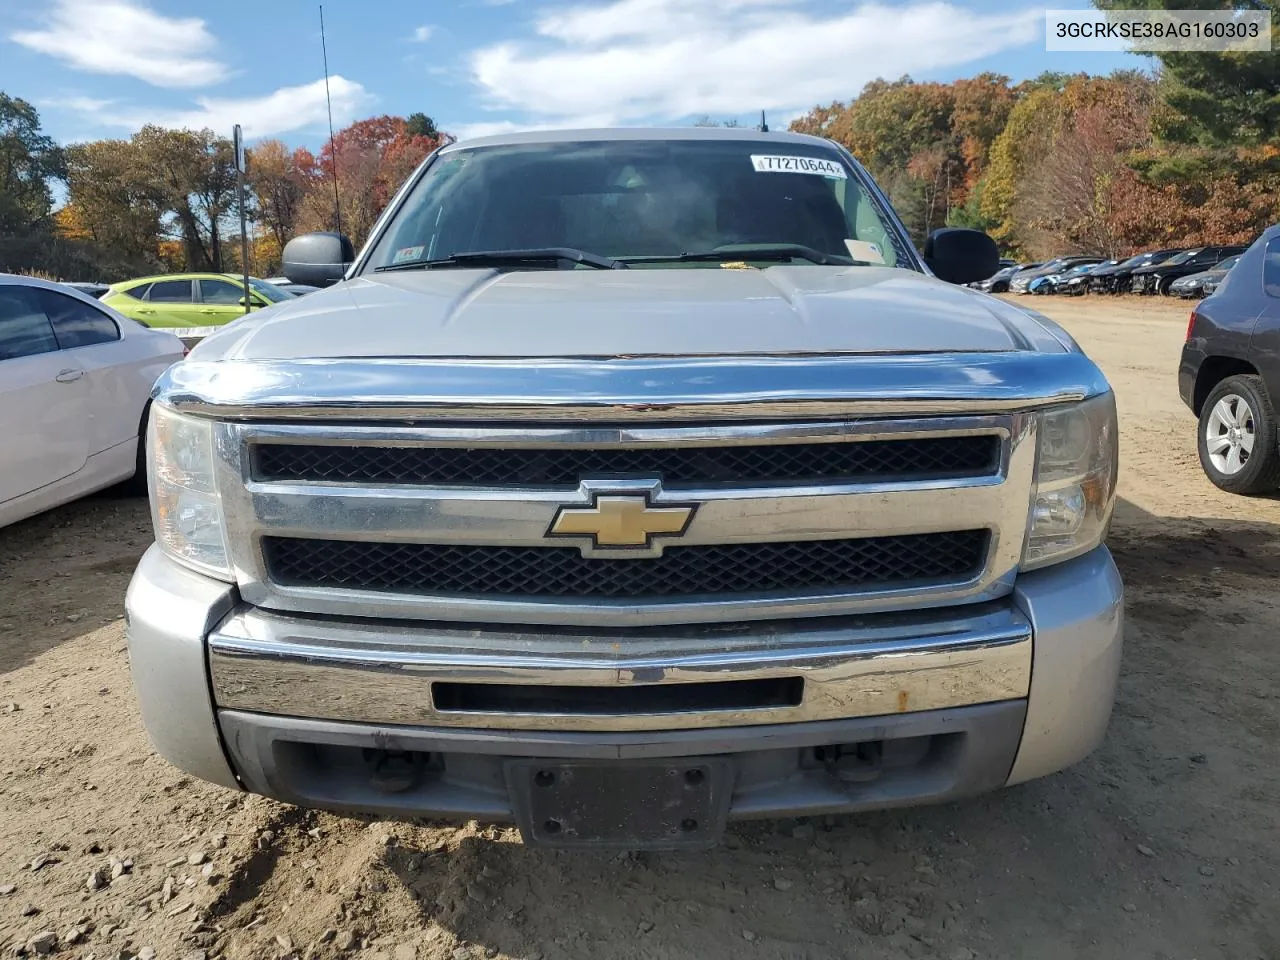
126 128 1123 850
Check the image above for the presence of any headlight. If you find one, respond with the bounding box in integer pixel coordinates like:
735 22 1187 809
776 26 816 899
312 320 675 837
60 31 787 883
148 404 233 580
1023 392 1118 570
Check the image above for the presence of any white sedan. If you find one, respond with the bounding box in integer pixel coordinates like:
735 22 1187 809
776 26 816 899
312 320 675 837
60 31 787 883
0 275 185 528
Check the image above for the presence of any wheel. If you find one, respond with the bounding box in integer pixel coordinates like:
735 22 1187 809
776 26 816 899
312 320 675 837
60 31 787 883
1157 277 1174 296
122 403 151 496
1197 375 1280 494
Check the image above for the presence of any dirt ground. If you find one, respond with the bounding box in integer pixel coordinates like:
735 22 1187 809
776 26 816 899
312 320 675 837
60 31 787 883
2 293 1279 960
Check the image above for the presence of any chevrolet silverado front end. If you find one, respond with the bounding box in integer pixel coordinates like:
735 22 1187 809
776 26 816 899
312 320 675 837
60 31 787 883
126 129 1122 849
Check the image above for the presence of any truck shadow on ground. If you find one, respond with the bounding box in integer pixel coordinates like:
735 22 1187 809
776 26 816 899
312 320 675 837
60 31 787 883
1107 496 1280 589
379 807 1021 959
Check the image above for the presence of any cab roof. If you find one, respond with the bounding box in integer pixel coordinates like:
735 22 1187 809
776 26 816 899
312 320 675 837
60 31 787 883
444 126 835 153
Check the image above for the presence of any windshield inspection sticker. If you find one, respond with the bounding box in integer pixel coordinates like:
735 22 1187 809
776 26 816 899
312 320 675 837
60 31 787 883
392 245 424 264
844 239 886 264
751 155 847 179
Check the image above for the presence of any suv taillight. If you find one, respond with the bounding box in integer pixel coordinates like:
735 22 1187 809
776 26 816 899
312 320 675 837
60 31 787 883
1186 310 1198 343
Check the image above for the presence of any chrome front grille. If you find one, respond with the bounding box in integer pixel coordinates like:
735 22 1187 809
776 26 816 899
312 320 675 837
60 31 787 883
262 531 989 598
214 415 1037 627
251 434 1000 487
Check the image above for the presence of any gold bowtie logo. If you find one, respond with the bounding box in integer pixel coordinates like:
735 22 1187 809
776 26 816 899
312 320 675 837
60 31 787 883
548 495 696 549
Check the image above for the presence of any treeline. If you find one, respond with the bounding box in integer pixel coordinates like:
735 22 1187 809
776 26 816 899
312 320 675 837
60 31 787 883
5 0 1277 279
0 103 449 281
792 2 1280 259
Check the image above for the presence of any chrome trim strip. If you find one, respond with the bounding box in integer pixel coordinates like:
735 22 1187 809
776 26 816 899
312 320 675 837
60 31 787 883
208 602 1033 731
240 480 1005 549
214 413 1036 626
158 352 1107 422
235 415 1011 449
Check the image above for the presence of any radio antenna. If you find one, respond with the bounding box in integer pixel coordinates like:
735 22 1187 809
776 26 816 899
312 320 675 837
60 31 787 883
759 110 769 133
320 5 343 236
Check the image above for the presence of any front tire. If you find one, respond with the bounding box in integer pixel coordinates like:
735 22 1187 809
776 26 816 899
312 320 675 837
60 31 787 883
123 403 151 496
1197 375 1280 494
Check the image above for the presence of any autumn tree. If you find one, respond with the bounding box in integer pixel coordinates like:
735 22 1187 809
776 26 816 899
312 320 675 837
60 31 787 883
0 93 69 272
64 138 165 266
790 76 1019 243
65 128 237 272
1017 75 1160 257
246 139 312 251
950 73 1017 187
295 115 442 245
132 126 238 271
1018 109 1145 257
0 93 63 236
979 86 1070 249
788 102 846 139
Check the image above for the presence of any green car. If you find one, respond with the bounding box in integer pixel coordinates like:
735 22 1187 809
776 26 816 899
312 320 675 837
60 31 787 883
101 273 296 328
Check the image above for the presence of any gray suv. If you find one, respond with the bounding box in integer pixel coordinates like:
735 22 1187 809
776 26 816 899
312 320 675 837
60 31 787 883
126 129 1122 850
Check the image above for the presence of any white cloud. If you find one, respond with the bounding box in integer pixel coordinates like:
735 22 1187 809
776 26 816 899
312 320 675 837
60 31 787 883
38 95 114 113
11 0 227 88
413 25 434 41
58 77 373 140
469 0 1042 125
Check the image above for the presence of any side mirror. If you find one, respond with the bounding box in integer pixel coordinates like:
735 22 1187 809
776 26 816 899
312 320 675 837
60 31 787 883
282 232 355 288
923 228 1000 285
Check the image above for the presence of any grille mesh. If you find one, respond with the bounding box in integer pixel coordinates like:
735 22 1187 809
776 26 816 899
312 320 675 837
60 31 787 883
262 531 988 599
253 435 999 488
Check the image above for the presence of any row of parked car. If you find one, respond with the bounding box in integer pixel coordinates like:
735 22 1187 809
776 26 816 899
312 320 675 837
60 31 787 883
62 272 319 327
0 265 326 529
973 245 1246 299
0 270 326 529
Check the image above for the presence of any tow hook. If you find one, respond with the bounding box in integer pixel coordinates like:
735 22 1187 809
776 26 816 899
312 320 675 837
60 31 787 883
364 749 428 793
817 742 884 784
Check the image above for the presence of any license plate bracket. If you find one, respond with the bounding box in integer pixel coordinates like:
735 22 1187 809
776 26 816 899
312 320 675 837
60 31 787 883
505 758 734 850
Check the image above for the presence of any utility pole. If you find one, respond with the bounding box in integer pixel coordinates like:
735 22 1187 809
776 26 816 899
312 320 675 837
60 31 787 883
233 124 250 315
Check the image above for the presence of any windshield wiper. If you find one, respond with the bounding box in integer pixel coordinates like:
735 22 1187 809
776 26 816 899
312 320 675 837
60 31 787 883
620 243 855 266
374 247 627 272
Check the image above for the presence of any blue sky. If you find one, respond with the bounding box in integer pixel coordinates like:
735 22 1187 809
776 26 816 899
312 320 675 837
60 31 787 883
1 0 1147 149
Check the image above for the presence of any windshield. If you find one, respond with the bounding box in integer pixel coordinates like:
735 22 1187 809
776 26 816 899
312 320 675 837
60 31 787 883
1163 249 1204 266
249 278 295 302
1215 256 1241 271
1122 251 1166 267
363 139 908 271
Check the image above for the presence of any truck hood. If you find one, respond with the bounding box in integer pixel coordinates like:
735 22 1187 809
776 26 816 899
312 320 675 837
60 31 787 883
190 265 1070 362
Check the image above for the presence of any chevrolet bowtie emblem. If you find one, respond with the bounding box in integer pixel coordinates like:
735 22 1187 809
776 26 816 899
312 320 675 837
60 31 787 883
548 494 696 550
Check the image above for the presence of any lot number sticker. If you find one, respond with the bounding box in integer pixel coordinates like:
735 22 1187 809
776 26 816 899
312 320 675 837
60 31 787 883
392 245 425 264
844 239 886 264
751 155 847 179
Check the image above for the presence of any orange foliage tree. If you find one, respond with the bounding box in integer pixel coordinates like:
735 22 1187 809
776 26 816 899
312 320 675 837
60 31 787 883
294 115 444 246
794 65 1278 258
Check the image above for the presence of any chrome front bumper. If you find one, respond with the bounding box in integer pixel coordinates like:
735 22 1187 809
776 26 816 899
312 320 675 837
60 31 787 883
207 600 1032 732
125 545 1123 821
